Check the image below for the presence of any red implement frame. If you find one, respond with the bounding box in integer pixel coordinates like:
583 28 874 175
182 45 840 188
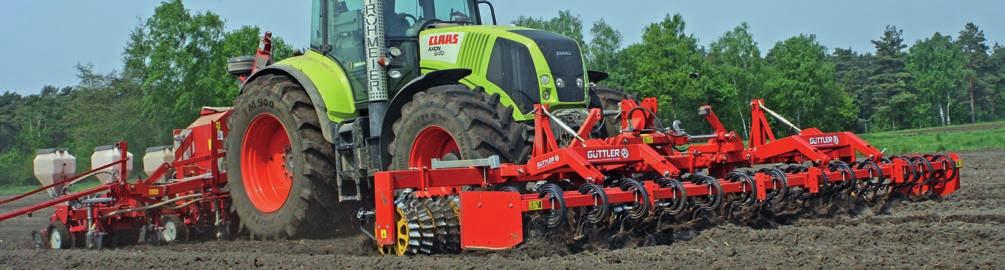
0 108 234 247
373 99 962 251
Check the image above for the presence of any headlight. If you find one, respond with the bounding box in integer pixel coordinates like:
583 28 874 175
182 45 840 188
555 78 565 88
540 75 551 85
389 70 402 79
576 78 584 88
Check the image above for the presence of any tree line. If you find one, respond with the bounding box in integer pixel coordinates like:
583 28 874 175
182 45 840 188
0 1 293 186
516 12 1005 135
1 3 1003 186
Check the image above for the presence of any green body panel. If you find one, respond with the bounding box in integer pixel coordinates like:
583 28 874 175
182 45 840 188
273 50 358 122
283 25 590 124
419 25 589 122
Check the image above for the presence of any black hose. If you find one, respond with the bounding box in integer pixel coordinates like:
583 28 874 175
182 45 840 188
816 166 831 196
619 178 651 220
578 183 610 224
538 183 567 228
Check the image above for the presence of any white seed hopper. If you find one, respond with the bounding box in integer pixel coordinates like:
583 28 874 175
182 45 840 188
91 145 133 184
33 149 76 197
143 146 174 183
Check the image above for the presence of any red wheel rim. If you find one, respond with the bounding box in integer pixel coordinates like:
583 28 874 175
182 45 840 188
240 113 293 213
409 126 460 168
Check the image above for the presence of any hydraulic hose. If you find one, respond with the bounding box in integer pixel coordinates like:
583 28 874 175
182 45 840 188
103 193 203 218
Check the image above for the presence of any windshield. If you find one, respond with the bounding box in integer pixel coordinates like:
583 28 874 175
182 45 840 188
387 0 477 37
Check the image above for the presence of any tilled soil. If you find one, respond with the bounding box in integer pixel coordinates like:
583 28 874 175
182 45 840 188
1 151 1002 269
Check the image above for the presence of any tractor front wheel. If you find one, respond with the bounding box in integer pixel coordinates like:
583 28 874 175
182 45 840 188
389 85 529 170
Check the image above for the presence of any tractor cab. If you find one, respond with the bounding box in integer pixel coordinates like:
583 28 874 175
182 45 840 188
311 0 489 101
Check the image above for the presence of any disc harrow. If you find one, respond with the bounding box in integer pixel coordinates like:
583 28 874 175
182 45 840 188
369 98 963 255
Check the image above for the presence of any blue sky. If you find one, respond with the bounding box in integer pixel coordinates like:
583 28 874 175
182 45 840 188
2 0 1003 94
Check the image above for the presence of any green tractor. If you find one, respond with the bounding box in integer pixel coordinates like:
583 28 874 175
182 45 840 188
226 0 628 239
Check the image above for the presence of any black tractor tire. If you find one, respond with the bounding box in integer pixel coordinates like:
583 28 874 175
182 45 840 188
226 73 345 239
389 85 530 169
590 87 634 137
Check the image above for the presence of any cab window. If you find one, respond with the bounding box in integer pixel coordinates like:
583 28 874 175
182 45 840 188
386 0 477 37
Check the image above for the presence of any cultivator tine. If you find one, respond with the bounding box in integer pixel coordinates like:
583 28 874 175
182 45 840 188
688 174 724 212
538 183 568 229
655 177 688 216
579 183 611 224
726 171 758 209
371 100 963 255
758 168 789 212
618 179 651 220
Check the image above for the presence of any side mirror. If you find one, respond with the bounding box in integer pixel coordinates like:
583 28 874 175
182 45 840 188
476 1 498 25
587 70 609 83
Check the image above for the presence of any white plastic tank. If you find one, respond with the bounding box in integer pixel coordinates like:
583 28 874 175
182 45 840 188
33 148 76 197
143 146 174 183
91 145 133 184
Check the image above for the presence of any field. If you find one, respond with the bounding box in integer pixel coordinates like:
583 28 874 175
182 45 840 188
858 121 1005 153
1 149 1002 269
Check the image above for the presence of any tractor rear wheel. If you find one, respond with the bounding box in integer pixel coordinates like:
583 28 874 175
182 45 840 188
389 85 529 170
226 74 343 239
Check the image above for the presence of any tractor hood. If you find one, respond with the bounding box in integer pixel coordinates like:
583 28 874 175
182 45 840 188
419 25 589 116
510 29 586 103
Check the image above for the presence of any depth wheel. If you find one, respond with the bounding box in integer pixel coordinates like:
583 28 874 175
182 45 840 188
161 215 189 243
48 221 72 250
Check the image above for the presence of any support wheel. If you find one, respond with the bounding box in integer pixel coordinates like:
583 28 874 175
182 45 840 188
48 222 72 250
161 215 189 243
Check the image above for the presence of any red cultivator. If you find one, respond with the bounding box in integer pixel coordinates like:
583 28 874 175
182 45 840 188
370 98 962 255
0 108 234 249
